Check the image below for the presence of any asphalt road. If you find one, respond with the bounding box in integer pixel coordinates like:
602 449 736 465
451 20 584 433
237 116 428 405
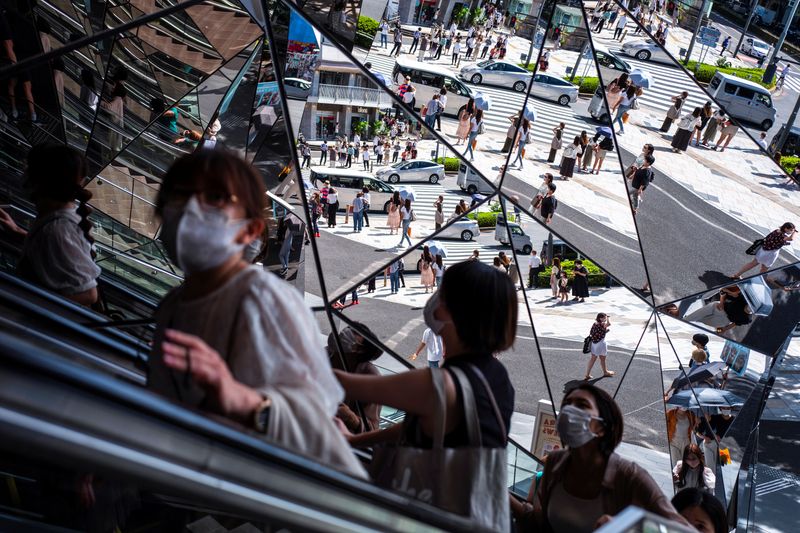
617 142 797 306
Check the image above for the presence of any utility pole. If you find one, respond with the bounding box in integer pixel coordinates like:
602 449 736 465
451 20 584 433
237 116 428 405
683 0 709 66
733 0 760 58
523 0 546 68
773 92 800 156
570 41 589 82
762 0 800 84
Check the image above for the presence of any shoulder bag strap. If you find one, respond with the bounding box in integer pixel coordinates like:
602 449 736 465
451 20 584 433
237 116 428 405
429 367 447 450
467 363 507 446
448 366 482 447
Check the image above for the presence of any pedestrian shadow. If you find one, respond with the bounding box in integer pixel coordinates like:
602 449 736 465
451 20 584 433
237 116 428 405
652 146 674 153
759 180 798 190
698 270 733 290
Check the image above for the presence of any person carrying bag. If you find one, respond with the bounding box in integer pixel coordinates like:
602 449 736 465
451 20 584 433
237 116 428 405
370 366 509 531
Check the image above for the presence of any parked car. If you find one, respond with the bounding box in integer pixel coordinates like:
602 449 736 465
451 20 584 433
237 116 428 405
375 159 445 184
456 162 496 194
620 39 673 63
593 46 632 84
769 125 800 157
459 59 532 92
708 72 776 130
309 168 413 212
495 214 532 254
588 86 610 123
283 77 312 98
438 218 481 241
740 36 771 59
530 73 579 105
393 57 473 117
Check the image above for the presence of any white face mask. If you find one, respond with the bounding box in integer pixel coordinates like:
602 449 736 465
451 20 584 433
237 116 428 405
556 404 602 449
160 195 247 275
423 292 450 335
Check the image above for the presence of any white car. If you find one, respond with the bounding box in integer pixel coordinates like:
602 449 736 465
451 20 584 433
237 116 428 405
459 60 532 92
620 39 673 63
530 73 579 105
283 77 311 98
375 159 446 184
741 37 771 59
438 218 480 241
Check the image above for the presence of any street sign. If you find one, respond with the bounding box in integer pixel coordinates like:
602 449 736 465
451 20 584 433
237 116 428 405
697 26 721 47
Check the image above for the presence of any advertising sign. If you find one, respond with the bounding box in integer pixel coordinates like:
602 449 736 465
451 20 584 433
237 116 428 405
530 399 562 458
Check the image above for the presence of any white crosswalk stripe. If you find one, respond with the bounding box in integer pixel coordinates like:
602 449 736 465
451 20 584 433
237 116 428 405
590 33 709 115
780 73 800 93
364 51 591 147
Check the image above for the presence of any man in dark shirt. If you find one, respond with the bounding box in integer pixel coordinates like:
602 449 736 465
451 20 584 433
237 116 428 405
630 154 655 215
540 183 557 225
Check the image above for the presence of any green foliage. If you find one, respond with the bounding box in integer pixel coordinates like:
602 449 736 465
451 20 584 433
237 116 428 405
715 57 732 69
533 259 606 287
466 211 515 227
434 157 461 172
781 156 800 174
685 61 774 89
354 121 370 137
452 6 470 26
566 76 599 94
356 16 379 49
469 7 485 26
371 119 388 136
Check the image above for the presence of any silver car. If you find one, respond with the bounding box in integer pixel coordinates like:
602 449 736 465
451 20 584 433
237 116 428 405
283 77 311 98
438 218 480 241
375 159 446 184
620 39 673 63
741 37 771 59
530 73 579 106
459 60 532 92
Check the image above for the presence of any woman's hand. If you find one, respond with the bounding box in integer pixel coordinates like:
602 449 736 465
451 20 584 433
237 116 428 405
594 514 613 530
162 329 263 423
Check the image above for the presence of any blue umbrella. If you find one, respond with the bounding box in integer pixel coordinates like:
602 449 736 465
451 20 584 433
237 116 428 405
629 69 653 89
369 70 392 87
595 126 613 137
425 240 448 258
523 103 537 121
667 388 745 410
396 186 416 201
474 92 492 111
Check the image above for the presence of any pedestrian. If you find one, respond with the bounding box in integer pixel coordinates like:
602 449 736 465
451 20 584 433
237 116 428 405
379 19 389 48
360 187 370 227
309 191 322 237
465 34 475 59
301 143 311 168
540 183 557 225
389 259 401 293
493 256 506 272
756 131 768 151
418 33 428 61
501 113 521 153
480 34 493 58
559 135 582 180
326 186 339 227
630 154 655 216
592 131 614 174
548 123 565 162
671 107 702 153
420 255 435 293
390 26 403 56
451 35 462 66
713 119 739 152
777 63 791 91
539 48 550 71
613 11 628 40
422 93 440 131
673 444 716 494
527 250 543 288
626 143 655 178
361 144 370 170
720 35 730 56
661 91 687 132
606 73 630 112
549 257 561 298
277 217 294 275
398 198 414 247
434 195 444 231
582 132 596 172
692 101 713 146
689 333 710 368
352 192 364 232
433 254 446 287
571 259 589 302
391 140 400 162
319 140 328 165
409 326 444 367
701 109 724 146
387 190 401 235
671 489 728 533
613 86 638 134
328 142 336 167
409 27 421 53
375 141 384 165
455 97 475 145
531 173 554 210
436 31 446 60
435 88 447 131
585 312 614 380
731 222 796 278
464 109 484 161
511 118 531 169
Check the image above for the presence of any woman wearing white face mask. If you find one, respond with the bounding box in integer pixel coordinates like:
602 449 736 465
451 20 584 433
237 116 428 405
148 150 365 477
512 384 687 532
335 260 516 527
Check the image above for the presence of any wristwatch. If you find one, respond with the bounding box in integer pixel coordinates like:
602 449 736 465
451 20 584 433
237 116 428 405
252 395 272 434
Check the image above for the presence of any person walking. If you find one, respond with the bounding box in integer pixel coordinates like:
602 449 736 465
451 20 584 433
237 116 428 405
409 27 421 53
720 35 731 56
379 19 389 48
613 86 637 134
480 34 493 58
585 312 614 380
511 118 531 169
528 250 543 288
464 109 484 161
731 222 796 278
433 254 446 287
630 154 655 216
540 183 557 225
672 107 701 153
361 187 371 227
613 11 628 40
420 255 435 293
661 91 687 132
409 327 444 367
389 259 401 294
390 26 403 56
301 143 311 168
559 136 582 180
319 140 328 165
398 198 414 247
701 108 724 146
501 113 521 153
571 259 589 302
455 98 475 145
361 145 370 170
435 88 447 131
352 192 365 232
326 186 339 228
423 93 440 130
309 192 322 237
434 195 445 231
692 101 713 146
451 35 462 66
548 123 564 163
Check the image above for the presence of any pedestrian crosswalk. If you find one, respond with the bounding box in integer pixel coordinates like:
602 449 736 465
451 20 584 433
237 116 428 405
591 32 710 116
779 72 800 94
363 50 591 149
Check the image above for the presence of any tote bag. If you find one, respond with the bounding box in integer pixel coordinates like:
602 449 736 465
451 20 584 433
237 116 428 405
370 366 509 531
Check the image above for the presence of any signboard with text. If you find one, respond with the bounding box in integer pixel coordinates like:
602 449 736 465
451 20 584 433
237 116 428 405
531 399 562 458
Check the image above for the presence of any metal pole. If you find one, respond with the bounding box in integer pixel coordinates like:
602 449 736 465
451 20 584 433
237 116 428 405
546 232 553 266
774 91 800 155
524 0 546 67
570 41 588 82
733 0 760 58
683 0 709 66
762 0 800 84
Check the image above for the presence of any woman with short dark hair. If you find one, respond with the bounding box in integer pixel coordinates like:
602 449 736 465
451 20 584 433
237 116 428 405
512 384 687 531
671 487 728 533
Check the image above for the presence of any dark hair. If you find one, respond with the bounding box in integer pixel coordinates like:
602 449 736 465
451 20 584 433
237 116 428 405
440 260 517 354
563 383 623 457
547 183 557 193
156 149 267 219
440 87 447 95
677 444 706 488
671 488 728 533
692 107 702 118
404 198 411 210
475 109 484 122
26 144 94 249
349 321 383 363
644 143 654 155
644 154 655 165
596 312 606 321
80 69 95 90
692 333 709 347
573 135 581 145
553 257 561 268
781 222 795 232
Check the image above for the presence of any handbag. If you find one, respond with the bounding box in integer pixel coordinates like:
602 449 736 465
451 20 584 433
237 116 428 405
582 335 592 354
370 366 509 531
477 121 485 135
410 209 418 222
745 238 764 255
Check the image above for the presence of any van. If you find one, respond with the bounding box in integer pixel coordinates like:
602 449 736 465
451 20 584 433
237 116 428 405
588 86 610 123
310 168 410 212
456 162 496 194
494 215 532 254
592 46 631 84
769 125 800 157
393 57 474 117
708 72 776 130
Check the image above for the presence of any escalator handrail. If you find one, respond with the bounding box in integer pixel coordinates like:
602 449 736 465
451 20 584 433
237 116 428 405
0 331 482 532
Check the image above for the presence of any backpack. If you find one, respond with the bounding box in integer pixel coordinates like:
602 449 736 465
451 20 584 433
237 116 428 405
477 121 485 135
526 130 535 144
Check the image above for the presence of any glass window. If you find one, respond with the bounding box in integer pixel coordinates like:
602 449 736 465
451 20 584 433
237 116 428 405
723 82 737 95
755 93 771 107
419 71 443 87
737 87 756 100
710 76 721 90
511 227 524 235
